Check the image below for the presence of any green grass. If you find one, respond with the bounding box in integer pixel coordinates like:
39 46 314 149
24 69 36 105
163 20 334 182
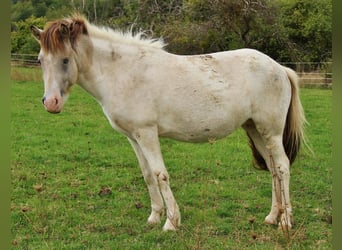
11 80 332 249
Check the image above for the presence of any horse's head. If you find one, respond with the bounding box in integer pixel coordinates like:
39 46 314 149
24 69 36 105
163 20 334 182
31 17 88 113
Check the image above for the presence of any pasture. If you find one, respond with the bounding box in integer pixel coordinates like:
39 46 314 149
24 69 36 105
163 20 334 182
11 75 331 249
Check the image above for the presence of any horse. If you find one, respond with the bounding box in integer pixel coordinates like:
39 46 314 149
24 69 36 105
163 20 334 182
31 15 305 231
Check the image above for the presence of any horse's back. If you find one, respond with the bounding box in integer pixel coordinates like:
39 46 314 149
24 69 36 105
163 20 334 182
154 49 291 142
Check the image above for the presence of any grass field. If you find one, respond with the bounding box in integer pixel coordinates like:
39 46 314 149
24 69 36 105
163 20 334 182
11 78 332 249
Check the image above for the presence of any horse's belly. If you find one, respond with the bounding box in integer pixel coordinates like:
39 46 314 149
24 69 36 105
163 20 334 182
159 130 232 143
158 114 243 143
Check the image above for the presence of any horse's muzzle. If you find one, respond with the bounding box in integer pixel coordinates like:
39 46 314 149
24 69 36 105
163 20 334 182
42 95 62 114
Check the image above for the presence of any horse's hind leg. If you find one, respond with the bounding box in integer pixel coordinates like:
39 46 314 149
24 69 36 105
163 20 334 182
128 138 164 225
266 135 293 229
243 121 292 229
244 123 278 224
131 126 181 231
243 122 280 225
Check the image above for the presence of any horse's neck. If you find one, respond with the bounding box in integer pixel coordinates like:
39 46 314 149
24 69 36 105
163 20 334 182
76 36 139 104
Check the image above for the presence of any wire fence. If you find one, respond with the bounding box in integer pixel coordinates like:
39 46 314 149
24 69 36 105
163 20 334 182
11 54 332 87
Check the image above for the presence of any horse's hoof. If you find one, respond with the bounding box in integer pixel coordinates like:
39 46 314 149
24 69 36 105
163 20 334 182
265 215 277 225
147 211 161 225
278 215 293 230
278 222 292 231
162 219 178 231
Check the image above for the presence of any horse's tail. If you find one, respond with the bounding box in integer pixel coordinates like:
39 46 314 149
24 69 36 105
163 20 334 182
282 67 306 165
249 66 306 170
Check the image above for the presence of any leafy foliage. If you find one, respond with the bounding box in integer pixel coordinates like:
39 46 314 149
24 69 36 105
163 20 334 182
280 0 332 62
11 16 47 54
11 0 332 62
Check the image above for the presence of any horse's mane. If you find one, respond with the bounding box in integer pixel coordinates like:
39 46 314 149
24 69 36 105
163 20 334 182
87 20 166 50
40 15 88 53
40 14 165 53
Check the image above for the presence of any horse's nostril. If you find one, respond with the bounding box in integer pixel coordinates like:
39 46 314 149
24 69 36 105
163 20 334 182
42 96 46 105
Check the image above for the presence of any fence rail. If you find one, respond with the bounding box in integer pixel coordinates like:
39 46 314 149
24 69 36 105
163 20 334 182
11 54 332 87
280 61 332 87
11 53 40 67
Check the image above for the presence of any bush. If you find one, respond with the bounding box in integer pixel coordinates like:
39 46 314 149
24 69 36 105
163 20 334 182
11 16 47 55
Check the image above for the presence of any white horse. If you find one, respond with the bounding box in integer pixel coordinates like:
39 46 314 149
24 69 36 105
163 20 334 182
31 15 305 231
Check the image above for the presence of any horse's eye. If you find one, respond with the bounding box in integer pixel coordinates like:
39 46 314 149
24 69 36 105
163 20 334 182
37 59 41 65
63 58 69 65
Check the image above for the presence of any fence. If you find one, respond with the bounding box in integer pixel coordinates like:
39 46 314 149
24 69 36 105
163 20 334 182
280 62 332 88
11 53 40 67
11 54 332 87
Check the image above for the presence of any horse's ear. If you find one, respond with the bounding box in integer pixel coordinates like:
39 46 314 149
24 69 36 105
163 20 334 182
31 26 42 42
59 23 70 39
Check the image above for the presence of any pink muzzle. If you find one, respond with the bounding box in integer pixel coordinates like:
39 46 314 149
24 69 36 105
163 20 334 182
42 94 63 113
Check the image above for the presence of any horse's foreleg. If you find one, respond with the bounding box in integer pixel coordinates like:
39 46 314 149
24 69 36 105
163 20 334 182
132 126 181 231
128 138 164 225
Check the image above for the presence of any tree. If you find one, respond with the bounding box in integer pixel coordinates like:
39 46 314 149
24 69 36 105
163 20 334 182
159 0 282 54
11 16 47 54
11 1 34 22
280 0 332 62
10 0 332 63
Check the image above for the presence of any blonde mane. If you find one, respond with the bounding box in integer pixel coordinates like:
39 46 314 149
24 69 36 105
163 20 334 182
39 15 165 53
86 21 166 50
